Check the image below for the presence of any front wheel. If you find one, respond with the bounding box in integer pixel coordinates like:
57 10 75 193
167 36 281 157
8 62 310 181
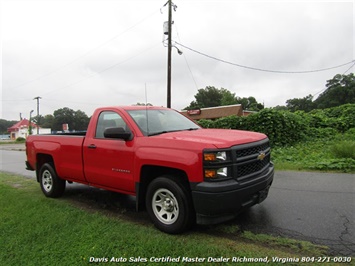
146 176 195 234
39 163 66 198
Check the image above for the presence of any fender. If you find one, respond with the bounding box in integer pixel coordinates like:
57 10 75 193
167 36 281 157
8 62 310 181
134 146 203 184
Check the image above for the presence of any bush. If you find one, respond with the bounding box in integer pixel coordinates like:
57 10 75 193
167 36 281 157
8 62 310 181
16 137 25 142
343 128 355 141
308 104 355 132
331 141 355 160
198 119 217 129
198 109 307 146
306 127 338 140
235 109 307 146
197 104 355 147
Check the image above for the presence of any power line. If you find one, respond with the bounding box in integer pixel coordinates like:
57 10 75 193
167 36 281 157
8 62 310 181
174 24 199 90
175 42 355 74
342 61 355 75
311 61 355 98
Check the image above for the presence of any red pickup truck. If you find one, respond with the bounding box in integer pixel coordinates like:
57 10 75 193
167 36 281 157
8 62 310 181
26 106 274 234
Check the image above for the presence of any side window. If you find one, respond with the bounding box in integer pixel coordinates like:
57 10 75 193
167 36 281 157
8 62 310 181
95 111 127 138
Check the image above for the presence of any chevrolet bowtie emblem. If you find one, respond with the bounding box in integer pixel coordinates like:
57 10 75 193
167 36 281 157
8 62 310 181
257 152 266 161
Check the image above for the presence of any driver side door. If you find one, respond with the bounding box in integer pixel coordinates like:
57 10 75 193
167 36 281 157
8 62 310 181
83 111 135 193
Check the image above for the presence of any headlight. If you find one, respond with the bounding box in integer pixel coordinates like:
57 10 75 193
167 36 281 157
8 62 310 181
203 150 231 180
204 151 228 162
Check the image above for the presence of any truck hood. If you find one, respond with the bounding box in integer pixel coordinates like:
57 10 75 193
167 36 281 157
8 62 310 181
153 129 267 149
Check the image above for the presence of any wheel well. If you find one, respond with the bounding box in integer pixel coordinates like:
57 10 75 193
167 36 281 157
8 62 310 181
136 165 190 211
36 154 54 182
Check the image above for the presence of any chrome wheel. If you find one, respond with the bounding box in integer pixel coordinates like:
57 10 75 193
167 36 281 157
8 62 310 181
146 176 194 234
39 163 66 198
152 188 179 225
42 169 53 193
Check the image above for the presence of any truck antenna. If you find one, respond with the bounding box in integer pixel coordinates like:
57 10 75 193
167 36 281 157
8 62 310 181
145 83 149 134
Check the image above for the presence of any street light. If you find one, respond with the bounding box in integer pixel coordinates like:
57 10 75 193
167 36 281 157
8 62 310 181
33 96 41 134
29 110 34 135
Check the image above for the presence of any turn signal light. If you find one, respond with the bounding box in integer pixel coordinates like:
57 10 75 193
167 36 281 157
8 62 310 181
204 153 217 161
204 169 217 178
204 151 228 162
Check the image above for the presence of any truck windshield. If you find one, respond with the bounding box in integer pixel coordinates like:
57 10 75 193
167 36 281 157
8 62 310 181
127 109 200 136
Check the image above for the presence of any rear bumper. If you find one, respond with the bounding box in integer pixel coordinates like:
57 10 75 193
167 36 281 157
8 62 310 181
191 164 274 225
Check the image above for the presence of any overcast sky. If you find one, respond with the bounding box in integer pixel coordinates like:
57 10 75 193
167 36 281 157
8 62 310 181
1 0 354 120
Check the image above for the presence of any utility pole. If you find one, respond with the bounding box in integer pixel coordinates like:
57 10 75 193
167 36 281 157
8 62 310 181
166 0 172 108
33 96 41 134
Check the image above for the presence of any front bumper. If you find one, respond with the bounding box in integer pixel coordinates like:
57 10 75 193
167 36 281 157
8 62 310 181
191 164 274 225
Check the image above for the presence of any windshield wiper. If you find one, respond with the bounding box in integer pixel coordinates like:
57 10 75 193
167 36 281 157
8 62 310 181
148 128 199 136
148 131 170 137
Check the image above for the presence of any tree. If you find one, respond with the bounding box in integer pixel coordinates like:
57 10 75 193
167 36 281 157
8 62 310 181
314 73 355 109
184 86 264 111
286 94 314 112
184 86 223 109
52 107 75 131
220 88 236 106
0 119 18 134
194 86 223 108
52 107 89 131
40 115 55 129
236 96 264 111
273 105 288 111
73 110 90 131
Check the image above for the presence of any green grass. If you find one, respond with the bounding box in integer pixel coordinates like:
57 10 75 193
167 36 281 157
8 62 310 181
272 134 355 173
331 141 355 160
0 173 339 266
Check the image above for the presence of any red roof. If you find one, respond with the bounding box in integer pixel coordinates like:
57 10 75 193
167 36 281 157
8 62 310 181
181 104 243 120
7 119 38 132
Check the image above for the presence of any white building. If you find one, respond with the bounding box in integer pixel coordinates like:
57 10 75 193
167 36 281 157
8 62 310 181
7 119 51 140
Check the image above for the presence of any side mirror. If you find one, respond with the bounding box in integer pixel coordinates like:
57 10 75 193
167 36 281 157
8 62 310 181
104 127 133 141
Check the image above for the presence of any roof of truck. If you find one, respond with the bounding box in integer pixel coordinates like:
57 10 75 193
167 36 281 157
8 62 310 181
95 106 171 111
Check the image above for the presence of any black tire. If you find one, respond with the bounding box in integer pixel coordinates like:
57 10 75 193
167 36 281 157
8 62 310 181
39 163 66 198
146 176 195 234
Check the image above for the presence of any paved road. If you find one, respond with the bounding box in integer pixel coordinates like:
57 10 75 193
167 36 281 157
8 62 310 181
1 144 354 256
236 171 355 256
0 144 33 177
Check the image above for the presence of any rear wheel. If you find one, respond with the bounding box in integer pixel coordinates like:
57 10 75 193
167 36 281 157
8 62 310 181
39 163 66 198
146 176 195 234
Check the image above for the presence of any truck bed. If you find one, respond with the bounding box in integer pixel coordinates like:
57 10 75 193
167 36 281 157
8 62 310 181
51 131 86 136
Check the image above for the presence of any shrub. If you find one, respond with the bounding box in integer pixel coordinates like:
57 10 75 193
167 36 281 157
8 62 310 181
237 109 307 146
213 115 239 129
16 137 26 142
308 104 355 132
306 127 338 140
198 119 215 128
197 104 355 147
331 141 355 160
343 128 355 141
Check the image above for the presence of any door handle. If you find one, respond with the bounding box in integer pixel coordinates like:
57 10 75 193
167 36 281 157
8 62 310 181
88 144 96 149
